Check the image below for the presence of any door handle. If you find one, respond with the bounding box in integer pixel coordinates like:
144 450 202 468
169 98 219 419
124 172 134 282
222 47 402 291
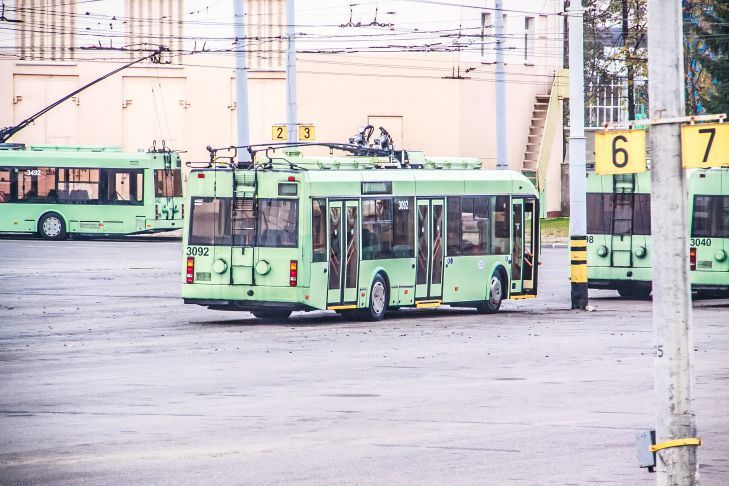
411 263 415 268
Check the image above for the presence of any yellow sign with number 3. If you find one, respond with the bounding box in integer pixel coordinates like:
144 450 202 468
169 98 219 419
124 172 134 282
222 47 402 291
298 125 315 141
594 129 647 175
681 123 729 168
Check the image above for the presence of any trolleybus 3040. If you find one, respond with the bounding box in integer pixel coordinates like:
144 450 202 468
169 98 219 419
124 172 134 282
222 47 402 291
0 143 184 239
181 146 539 320
586 168 729 297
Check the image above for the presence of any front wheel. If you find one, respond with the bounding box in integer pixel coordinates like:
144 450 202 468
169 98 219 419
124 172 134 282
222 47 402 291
358 274 388 321
250 309 291 320
477 273 504 314
38 212 67 240
617 284 651 299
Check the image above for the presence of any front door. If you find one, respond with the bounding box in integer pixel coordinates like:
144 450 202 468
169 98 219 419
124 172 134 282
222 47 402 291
415 199 445 300
511 197 539 295
327 200 359 307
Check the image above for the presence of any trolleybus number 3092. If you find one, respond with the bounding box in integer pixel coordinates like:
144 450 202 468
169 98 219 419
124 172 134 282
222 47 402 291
186 247 210 256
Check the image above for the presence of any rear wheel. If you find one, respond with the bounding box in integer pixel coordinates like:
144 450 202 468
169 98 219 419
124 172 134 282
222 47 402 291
38 212 67 240
478 272 504 314
358 274 388 321
250 309 291 320
617 284 651 299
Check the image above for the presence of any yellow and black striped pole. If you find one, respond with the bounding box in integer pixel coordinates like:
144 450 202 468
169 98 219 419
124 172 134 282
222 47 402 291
570 236 588 309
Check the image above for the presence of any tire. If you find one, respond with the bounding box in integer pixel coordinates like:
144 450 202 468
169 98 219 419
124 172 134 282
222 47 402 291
38 212 67 240
358 274 388 321
477 272 505 314
617 284 651 299
251 309 291 320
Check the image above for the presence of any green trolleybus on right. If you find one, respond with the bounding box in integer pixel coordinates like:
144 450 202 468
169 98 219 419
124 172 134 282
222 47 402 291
586 167 729 297
0 143 184 239
181 146 539 320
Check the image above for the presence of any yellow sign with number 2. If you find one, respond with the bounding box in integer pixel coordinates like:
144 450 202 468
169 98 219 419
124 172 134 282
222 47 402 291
681 123 729 168
594 129 647 175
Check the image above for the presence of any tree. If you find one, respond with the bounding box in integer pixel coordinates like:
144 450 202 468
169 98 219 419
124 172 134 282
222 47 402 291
692 0 729 114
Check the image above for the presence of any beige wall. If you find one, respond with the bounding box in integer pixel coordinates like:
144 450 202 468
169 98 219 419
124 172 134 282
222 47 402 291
0 50 564 213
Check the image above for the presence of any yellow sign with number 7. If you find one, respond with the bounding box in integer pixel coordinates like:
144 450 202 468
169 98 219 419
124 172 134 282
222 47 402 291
594 129 647 175
681 123 729 168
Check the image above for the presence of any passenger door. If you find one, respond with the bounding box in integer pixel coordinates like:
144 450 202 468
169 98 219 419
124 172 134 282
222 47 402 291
511 197 539 296
511 199 524 294
327 200 359 308
415 199 445 301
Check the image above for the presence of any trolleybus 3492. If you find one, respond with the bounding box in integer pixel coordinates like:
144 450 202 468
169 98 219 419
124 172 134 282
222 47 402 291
0 143 184 239
586 168 729 297
181 144 539 320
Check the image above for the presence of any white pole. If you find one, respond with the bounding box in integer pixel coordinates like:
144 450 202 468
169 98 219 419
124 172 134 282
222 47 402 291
494 0 508 170
234 0 251 163
647 0 698 483
567 0 587 309
286 0 297 143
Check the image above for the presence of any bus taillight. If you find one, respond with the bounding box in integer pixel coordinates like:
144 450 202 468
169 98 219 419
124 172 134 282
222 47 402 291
690 247 697 271
289 260 298 286
186 257 195 283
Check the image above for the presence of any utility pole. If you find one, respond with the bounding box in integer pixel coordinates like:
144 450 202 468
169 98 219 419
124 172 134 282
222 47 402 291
647 0 698 483
567 0 587 309
494 0 508 169
286 0 297 143
234 0 251 163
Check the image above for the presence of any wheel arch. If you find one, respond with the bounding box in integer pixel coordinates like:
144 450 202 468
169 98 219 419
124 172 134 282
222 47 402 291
488 263 510 299
365 266 392 306
37 210 68 232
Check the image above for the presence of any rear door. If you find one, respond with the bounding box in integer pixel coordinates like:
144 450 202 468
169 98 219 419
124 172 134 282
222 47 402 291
327 200 359 308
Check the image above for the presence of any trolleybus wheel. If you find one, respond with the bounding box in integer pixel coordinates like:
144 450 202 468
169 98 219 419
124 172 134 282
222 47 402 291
38 212 67 240
358 274 388 321
251 309 291 320
478 272 504 314
617 284 651 299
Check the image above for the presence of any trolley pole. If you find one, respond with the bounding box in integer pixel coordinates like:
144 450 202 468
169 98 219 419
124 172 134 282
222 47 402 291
285 0 298 143
494 0 508 170
647 0 698 483
233 0 252 163
567 0 587 309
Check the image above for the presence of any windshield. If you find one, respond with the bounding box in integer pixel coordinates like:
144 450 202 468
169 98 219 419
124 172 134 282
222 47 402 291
155 169 182 197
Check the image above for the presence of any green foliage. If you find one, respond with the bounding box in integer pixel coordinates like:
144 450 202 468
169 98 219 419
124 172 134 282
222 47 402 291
693 1 729 114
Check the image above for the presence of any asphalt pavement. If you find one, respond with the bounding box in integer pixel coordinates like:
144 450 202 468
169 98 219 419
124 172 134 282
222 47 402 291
0 237 727 485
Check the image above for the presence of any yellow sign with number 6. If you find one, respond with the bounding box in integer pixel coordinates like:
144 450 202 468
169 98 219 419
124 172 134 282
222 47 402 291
298 125 315 141
681 123 729 168
594 129 647 175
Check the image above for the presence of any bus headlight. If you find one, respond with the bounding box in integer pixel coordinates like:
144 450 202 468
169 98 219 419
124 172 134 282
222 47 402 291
715 250 727 262
597 245 609 257
634 246 647 259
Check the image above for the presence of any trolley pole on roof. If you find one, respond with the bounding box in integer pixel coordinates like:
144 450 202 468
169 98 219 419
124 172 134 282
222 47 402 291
286 0 298 143
494 0 508 170
647 0 698 483
567 0 588 309
234 0 252 163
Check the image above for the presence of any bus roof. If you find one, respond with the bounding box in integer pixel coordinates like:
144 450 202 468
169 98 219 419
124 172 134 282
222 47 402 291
0 145 180 168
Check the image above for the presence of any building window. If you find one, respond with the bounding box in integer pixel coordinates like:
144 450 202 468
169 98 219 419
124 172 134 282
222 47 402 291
245 0 286 71
480 12 493 60
16 0 77 61
524 16 535 64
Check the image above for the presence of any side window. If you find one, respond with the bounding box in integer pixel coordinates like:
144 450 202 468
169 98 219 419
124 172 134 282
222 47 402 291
312 199 327 261
0 169 10 203
104 169 143 205
392 197 414 258
362 198 393 259
447 197 461 256
16 167 58 203
58 168 100 204
461 197 488 255
155 169 183 197
492 195 510 254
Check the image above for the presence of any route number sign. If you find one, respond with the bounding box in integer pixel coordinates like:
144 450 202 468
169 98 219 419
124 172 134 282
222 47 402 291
594 129 647 175
298 125 315 141
681 123 729 168
272 125 287 141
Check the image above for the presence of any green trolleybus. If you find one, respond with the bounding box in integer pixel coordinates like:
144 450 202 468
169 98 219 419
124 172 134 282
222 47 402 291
0 144 183 239
586 168 729 297
181 147 540 320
